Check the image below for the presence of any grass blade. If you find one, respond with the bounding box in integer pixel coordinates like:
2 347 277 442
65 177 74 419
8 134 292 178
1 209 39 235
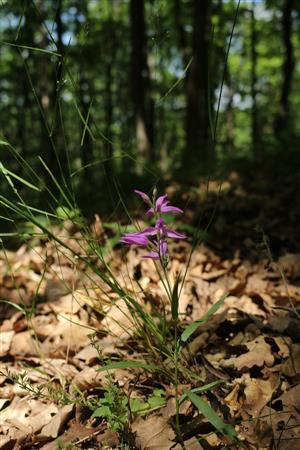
179 295 227 345
179 380 224 405
185 390 242 445
98 360 162 372
171 274 181 320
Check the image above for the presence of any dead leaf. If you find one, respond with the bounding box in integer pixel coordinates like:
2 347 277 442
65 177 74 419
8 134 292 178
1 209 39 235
0 397 57 437
69 366 106 392
10 331 40 357
132 415 175 450
202 268 228 280
0 331 15 357
40 404 74 438
39 420 102 450
241 372 279 415
282 344 300 376
102 299 136 338
222 336 274 371
41 314 92 356
173 436 204 449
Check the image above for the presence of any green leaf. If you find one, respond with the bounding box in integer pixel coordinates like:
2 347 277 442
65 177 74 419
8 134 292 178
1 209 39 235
0 162 40 191
0 40 62 57
98 360 161 372
148 395 165 409
0 300 26 314
171 274 181 320
185 391 239 442
92 405 110 418
179 380 225 405
130 398 148 413
180 295 227 345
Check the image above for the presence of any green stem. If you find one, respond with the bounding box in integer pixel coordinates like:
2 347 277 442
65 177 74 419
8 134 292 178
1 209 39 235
174 319 185 448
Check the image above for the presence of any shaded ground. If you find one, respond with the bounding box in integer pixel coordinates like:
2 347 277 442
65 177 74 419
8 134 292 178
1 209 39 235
1 167 300 450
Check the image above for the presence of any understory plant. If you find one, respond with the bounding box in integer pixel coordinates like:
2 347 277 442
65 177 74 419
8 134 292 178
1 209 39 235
0 147 246 446
115 188 244 447
0 158 247 447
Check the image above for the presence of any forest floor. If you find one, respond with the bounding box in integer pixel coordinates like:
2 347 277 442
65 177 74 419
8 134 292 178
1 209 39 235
1 166 300 450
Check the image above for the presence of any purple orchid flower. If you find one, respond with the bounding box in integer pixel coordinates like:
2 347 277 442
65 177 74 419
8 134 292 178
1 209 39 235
121 226 156 244
121 189 186 263
134 189 151 205
155 218 186 239
120 234 149 246
143 240 168 260
146 195 183 216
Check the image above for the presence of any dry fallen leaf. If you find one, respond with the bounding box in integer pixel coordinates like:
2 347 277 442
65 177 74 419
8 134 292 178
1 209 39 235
281 343 300 376
240 372 279 415
10 331 40 357
40 403 74 438
222 336 274 371
132 415 175 450
69 366 106 392
0 331 15 357
102 299 136 338
0 396 58 440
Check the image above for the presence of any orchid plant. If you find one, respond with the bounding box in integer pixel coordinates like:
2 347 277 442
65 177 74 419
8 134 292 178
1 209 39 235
121 189 186 266
120 188 186 442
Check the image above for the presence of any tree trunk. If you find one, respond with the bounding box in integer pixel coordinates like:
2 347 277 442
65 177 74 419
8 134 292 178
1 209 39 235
185 0 213 172
75 0 94 182
225 66 235 151
129 0 153 172
274 0 294 140
103 3 117 173
250 1 259 154
53 0 69 185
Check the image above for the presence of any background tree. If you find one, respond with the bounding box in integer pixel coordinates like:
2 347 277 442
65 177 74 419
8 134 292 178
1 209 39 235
274 0 295 142
130 0 153 172
0 0 299 211
185 0 213 172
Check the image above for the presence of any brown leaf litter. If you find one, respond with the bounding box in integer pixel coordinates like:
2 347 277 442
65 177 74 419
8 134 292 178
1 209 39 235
1 209 300 449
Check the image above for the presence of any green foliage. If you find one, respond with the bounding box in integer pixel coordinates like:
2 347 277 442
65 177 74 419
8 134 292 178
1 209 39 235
92 383 167 432
179 295 227 348
184 390 246 449
92 383 129 432
130 389 166 414
0 0 298 210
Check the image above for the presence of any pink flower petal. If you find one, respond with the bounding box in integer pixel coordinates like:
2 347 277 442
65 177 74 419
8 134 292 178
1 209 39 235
121 235 149 246
155 195 168 210
134 190 151 203
146 207 155 216
142 251 160 259
164 229 186 239
160 205 183 214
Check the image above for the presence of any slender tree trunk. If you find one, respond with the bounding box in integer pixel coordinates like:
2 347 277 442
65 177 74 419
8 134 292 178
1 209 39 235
36 0 57 185
129 0 153 172
225 66 235 151
185 0 213 172
18 3 35 162
174 0 188 62
104 4 117 172
274 0 294 140
74 0 94 180
53 0 69 184
250 1 259 153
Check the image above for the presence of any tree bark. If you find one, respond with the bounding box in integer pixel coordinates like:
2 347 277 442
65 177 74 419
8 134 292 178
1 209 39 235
185 0 213 171
274 0 294 140
250 1 259 153
129 0 153 171
75 0 94 180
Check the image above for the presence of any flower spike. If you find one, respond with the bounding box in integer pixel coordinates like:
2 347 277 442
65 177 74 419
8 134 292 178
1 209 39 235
121 190 186 262
146 195 183 216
